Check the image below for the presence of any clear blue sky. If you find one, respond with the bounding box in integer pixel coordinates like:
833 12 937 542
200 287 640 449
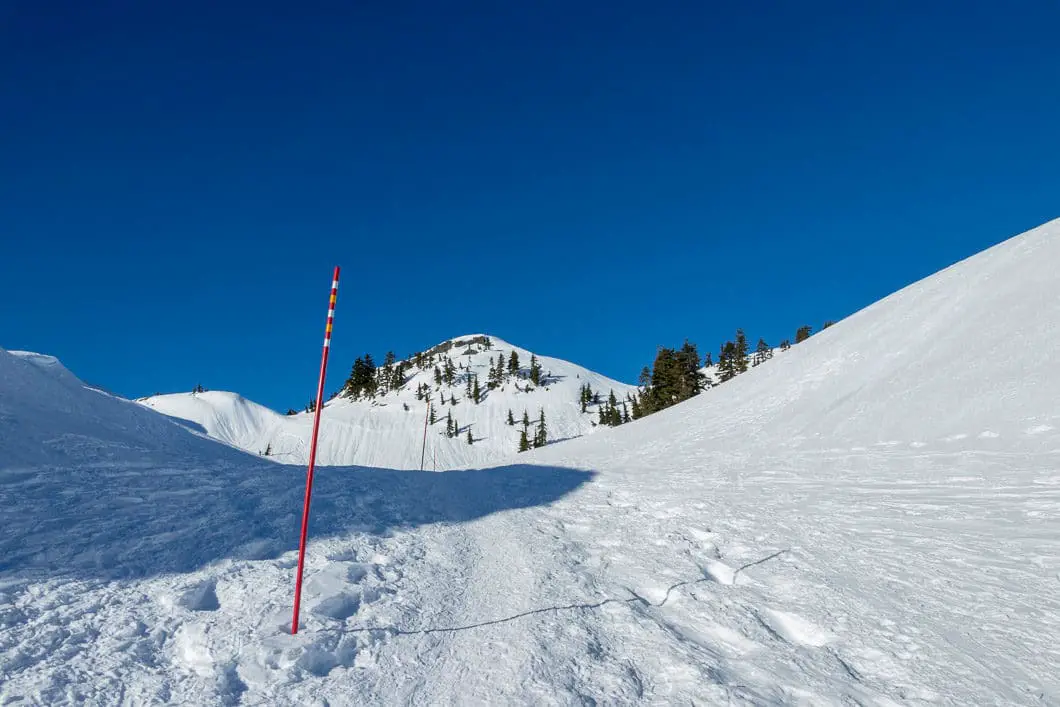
2 1 1057 410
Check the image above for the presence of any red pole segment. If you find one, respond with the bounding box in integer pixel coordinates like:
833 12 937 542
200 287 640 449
291 266 340 635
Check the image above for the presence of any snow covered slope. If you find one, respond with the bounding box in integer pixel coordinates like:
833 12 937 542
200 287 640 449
3 220 1059 705
0 349 242 467
139 390 289 456
140 335 637 469
450 218 1060 704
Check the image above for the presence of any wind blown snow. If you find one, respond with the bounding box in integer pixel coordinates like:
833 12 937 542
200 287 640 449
2 219 1059 705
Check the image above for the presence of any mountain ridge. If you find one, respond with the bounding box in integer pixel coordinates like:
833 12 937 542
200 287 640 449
138 333 638 469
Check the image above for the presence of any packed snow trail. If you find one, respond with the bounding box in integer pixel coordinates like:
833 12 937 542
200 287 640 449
3 218 1060 704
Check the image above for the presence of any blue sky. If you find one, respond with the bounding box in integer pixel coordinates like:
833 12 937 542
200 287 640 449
2 1 1058 410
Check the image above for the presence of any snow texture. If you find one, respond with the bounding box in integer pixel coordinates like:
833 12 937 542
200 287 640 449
2 219 1060 705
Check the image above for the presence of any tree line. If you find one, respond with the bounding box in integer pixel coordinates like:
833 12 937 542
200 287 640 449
606 321 835 425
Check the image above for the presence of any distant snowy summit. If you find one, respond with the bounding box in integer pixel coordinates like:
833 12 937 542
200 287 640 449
139 334 638 470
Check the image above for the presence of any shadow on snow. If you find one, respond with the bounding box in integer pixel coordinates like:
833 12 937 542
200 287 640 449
0 460 595 582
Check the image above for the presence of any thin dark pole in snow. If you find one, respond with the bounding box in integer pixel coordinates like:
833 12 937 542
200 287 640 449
292 266 340 635
420 400 430 470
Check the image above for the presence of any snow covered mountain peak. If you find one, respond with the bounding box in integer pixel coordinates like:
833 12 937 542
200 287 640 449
140 333 637 469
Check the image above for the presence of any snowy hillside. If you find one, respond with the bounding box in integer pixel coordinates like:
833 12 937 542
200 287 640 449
0 349 243 467
3 220 1059 704
139 335 637 470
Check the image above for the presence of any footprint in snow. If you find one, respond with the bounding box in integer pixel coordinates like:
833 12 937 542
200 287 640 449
178 579 220 612
346 563 370 583
313 592 362 620
326 548 359 562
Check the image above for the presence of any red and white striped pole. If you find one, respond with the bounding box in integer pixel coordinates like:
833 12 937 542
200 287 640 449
291 266 339 635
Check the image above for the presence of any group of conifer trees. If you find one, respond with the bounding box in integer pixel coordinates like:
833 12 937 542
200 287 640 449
577 382 631 427
632 340 707 418
625 322 829 422
508 407 547 452
339 338 564 407
342 351 408 400
483 350 545 388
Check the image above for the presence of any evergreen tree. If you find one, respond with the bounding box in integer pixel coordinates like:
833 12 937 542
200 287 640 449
622 402 630 424
434 366 443 386
392 361 408 390
534 408 548 447
716 341 738 383
529 354 542 385
466 428 474 445
472 376 481 404
607 389 619 425
780 339 792 351
734 330 749 373
429 405 436 425
676 340 705 399
263 442 271 456
507 409 515 426
450 393 457 406
704 352 713 367
446 410 454 437
518 428 530 452
644 347 680 410
381 351 396 391
465 371 473 397
795 325 812 343
753 338 770 367
286 408 297 416
631 394 643 420
822 320 836 330
508 350 520 377
638 366 652 387
444 358 456 385
488 355 502 388
522 410 530 428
